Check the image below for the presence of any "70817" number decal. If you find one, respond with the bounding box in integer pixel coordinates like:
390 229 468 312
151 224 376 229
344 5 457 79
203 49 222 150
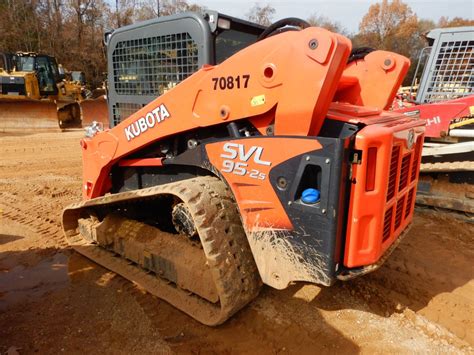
212 75 250 90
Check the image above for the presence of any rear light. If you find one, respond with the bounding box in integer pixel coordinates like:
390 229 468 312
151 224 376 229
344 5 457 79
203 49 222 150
85 181 93 197
365 147 377 191
411 136 422 182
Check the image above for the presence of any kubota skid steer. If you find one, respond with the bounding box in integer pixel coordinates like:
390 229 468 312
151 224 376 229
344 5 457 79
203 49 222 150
62 12 425 325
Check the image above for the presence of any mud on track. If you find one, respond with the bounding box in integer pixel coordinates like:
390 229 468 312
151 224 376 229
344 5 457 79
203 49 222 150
0 131 473 354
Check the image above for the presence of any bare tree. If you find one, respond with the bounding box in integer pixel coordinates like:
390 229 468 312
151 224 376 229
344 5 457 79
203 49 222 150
113 0 202 23
5 0 471 90
246 3 275 26
306 13 347 35
357 0 419 58
437 16 474 28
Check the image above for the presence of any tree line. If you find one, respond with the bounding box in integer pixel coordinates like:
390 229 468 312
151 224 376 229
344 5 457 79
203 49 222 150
1 0 472 88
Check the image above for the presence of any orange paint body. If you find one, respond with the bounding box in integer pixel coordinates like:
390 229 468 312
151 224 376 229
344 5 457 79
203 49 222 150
79 27 424 271
206 138 322 230
327 103 424 266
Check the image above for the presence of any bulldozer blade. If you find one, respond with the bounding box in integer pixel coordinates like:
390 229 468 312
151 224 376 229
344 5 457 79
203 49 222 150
80 95 109 129
0 99 59 132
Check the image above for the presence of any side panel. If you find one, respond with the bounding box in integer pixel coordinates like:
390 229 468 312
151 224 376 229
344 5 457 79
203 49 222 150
206 137 322 229
335 50 410 110
206 136 349 288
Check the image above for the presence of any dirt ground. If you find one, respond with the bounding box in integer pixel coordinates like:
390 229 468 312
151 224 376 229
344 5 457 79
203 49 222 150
0 131 473 354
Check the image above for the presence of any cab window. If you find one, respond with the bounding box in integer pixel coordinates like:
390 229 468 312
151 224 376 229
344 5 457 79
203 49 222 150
36 56 56 94
215 29 258 63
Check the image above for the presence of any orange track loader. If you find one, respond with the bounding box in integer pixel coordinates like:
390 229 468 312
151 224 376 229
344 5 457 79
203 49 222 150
62 13 425 325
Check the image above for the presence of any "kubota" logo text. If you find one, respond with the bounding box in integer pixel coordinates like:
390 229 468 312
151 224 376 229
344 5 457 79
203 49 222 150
124 104 170 141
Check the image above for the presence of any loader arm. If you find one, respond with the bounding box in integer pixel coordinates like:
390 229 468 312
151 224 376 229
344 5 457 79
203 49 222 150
336 50 410 110
81 27 352 199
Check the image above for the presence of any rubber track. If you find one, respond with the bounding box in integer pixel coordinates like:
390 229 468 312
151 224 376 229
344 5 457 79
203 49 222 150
62 176 262 325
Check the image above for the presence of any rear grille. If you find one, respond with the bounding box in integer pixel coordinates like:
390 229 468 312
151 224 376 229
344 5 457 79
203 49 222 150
382 135 423 246
395 196 405 230
386 146 400 201
383 207 393 241
405 188 415 219
384 189 414 244
398 154 411 191
343 120 424 268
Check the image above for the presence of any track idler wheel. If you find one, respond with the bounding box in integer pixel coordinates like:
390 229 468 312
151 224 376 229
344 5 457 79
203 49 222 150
172 202 198 238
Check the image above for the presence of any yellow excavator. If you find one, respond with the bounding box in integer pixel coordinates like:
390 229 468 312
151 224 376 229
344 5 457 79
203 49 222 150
0 51 108 131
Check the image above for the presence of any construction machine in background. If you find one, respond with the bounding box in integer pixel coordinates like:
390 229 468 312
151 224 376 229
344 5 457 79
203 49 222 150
62 12 425 325
0 52 81 130
65 69 110 129
393 26 473 214
0 51 109 131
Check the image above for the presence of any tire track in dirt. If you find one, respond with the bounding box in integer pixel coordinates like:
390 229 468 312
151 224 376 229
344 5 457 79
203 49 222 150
340 210 474 345
1 200 66 248
1 185 80 250
0 131 83 251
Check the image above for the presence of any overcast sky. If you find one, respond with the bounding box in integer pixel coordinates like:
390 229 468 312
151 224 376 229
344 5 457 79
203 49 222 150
196 0 474 33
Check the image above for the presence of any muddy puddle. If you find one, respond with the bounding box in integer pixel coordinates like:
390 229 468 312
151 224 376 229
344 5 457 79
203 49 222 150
0 252 69 310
